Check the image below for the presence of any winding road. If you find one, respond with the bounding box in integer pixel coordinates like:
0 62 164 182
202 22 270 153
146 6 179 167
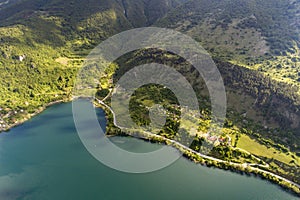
95 97 300 189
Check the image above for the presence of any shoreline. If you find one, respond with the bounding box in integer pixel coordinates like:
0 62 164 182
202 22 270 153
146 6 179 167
110 131 300 197
1 98 299 197
95 98 300 197
1 98 71 133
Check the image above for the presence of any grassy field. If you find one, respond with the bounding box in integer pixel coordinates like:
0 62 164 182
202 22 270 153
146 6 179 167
237 134 299 166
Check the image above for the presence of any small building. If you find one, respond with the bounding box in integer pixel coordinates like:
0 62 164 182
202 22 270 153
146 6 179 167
207 135 217 142
18 55 26 62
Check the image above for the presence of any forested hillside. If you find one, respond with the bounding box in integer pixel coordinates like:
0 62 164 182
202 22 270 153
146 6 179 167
0 0 183 126
157 0 300 88
156 0 300 143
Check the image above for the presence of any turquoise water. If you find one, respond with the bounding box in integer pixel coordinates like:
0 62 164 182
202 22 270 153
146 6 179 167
0 103 297 199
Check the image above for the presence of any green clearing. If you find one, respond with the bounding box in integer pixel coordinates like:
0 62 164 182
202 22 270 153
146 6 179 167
237 134 299 166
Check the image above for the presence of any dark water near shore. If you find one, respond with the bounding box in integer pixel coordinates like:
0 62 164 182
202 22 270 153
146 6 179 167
0 103 297 199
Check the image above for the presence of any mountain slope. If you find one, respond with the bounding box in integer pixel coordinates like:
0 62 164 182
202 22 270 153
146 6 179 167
156 0 300 93
156 0 300 135
157 0 300 55
0 0 186 126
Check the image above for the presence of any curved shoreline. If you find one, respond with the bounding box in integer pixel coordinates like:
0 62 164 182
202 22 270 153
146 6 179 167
95 97 300 196
1 98 71 132
1 98 299 197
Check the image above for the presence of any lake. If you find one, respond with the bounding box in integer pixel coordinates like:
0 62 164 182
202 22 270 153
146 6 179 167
0 102 297 199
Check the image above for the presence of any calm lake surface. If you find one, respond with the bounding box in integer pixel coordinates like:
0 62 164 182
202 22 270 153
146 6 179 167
0 103 297 199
